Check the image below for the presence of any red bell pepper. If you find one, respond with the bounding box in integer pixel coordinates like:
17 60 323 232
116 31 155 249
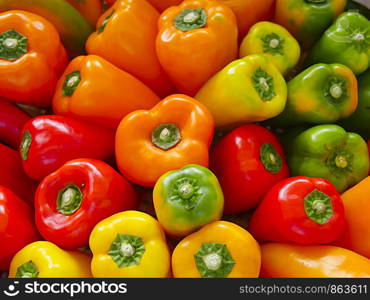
0 98 30 149
35 158 138 249
0 144 38 205
210 124 289 214
0 186 39 271
248 177 346 245
20 115 115 180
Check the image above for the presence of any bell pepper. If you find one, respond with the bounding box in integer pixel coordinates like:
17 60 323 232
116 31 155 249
288 124 369 193
35 159 137 250
8 241 92 278
0 10 68 107
86 0 174 97
195 54 287 129
0 186 39 271
53 55 160 129
275 0 347 50
340 68 370 138
335 176 370 258
261 243 370 278
239 21 301 75
270 64 358 127
153 164 223 237
66 0 102 28
210 124 289 214
249 177 346 245
172 221 261 278
0 0 93 57
90 210 170 278
156 0 238 96
211 0 275 40
0 144 37 205
147 0 183 12
20 115 115 181
0 98 30 149
116 94 214 187
306 12 370 75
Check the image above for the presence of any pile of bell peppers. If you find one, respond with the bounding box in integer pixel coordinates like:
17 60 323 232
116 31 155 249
0 0 370 279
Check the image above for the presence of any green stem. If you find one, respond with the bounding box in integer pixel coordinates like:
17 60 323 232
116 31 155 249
252 68 276 101
151 123 181 150
20 131 32 161
304 189 333 225
62 71 81 97
260 143 283 174
174 9 207 32
0 29 28 61
108 234 145 268
261 33 284 55
15 261 39 278
98 9 115 33
57 185 83 215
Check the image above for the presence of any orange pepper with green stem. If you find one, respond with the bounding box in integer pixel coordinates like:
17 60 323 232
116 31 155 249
86 0 174 97
115 94 214 187
156 0 238 96
66 0 103 28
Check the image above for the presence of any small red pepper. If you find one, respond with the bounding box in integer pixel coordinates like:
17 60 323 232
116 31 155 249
0 97 30 149
0 186 39 271
35 158 138 249
20 115 115 180
248 176 346 245
0 144 38 205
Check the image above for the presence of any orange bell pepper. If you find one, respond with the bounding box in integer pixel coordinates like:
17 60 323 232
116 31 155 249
0 10 68 107
156 0 238 96
116 94 214 187
334 176 370 259
53 55 160 129
86 0 174 97
66 0 103 28
261 243 370 278
147 0 183 12
211 0 275 40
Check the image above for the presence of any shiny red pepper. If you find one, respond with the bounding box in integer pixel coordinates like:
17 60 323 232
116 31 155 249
0 144 37 205
210 124 289 214
19 115 115 181
0 186 39 271
35 158 138 249
249 176 346 245
0 97 30 149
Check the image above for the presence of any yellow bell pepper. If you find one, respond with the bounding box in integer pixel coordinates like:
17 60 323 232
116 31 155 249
172 221 261 278
8 241 92 278
89 210 171 278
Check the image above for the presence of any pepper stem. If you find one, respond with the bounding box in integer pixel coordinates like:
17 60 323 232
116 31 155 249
269 39 280 49
335 155 348 168
62 71 81 97
203 253 222 271
330 84 343 99
304 189 333 225
108 234 145 268
120 243 135 257
15 261 39 278
57 185 83 215
151 123 181 150
20 131 32 161
260 143 283 174
0 29 28 61
354 33 364 41
174 9 207 32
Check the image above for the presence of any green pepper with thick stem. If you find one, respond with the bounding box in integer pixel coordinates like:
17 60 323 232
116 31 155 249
153 164 224 237
340 69 370 138
288 124 369 193
306 12 370 75
269 63 358 127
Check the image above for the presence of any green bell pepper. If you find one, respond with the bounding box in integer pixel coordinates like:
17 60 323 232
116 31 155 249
270 63 358 127
288 124 369 193
153 165 224 237
306 12 370 75
340 69 370 138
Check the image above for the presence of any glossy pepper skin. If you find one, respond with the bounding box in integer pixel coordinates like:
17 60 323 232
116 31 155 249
239 21 301 75
288 124 369 193
0 11 68 107
86 0 174 97
195 55 287 129
210 124 289 214
0 0 93 57
9 241 92 278
261 243 370 278
36 159 137 250
90 211 171 278
306 12 370 75
249 177 346 245
66 0 102 28
0 98 30 149
172 221 261 278
275 0 347 50
270 64 358 127
156 0 238 96
0 186 39 271
116 95 214 187
20 115 115 181
341 69 370 138
335 176 370 258
53 55 160 129
153 164 224 237
147 0 182 12
0 144 37 205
